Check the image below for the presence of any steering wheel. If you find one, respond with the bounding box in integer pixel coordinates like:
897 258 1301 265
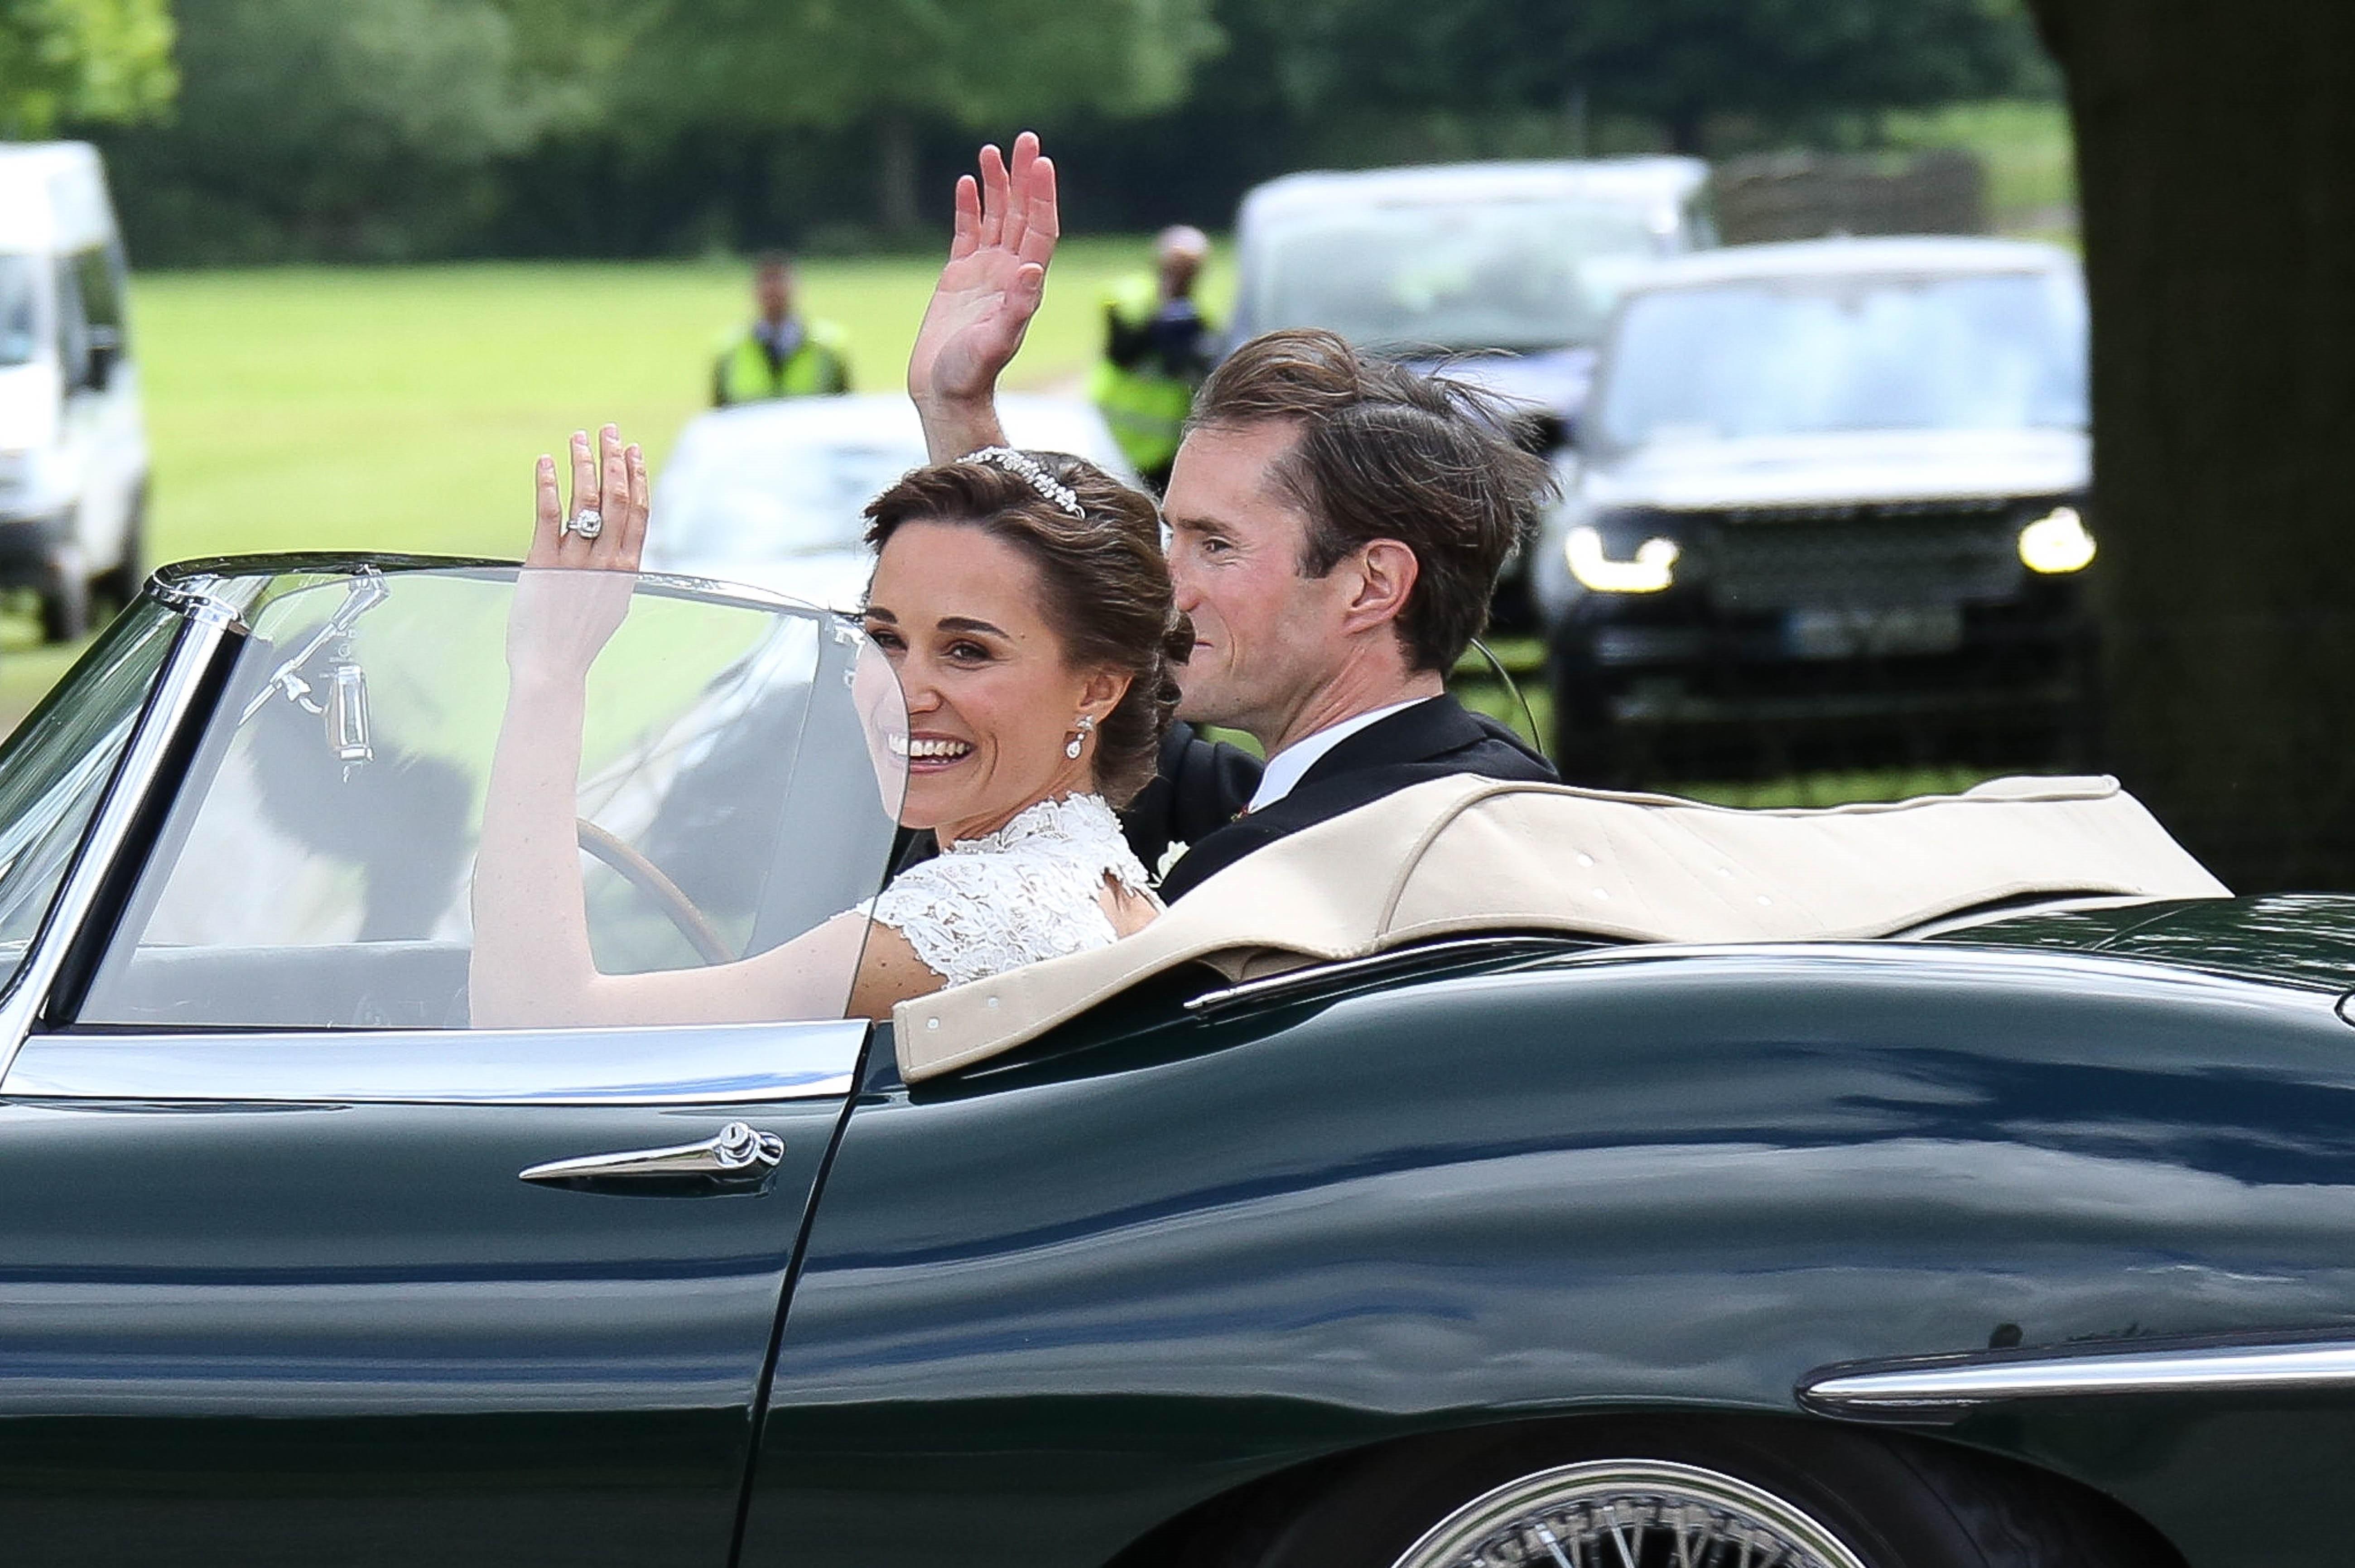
575 819 734 966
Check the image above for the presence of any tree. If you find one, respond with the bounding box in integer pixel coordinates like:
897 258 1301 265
2023 0 2355 890
99 0 564 260
0 0 174 137
1229 0 2049 154
618 0 1224 232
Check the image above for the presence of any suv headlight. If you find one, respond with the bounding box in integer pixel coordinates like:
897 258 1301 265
1566 524 1681 593
2018 505 2096 574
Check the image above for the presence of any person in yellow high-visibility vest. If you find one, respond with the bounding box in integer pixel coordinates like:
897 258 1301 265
712 252 852 406
1087 226 1215 491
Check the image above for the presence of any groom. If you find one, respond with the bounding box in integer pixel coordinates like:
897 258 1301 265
909 135 1557 901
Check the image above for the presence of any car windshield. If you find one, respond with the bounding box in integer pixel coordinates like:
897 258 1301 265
655 438 924 562
74 567 911 1030
1594 269 2088 451
1245 197 1671 352
0 254 37 366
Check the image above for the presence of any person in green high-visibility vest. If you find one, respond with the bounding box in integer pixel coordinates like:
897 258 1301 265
712 252 852 407
1087 226 1215 491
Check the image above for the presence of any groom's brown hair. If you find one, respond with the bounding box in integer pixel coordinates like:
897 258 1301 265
1188 329 1553 673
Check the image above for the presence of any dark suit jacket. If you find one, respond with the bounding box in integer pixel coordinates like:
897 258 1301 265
1149 695 1557 903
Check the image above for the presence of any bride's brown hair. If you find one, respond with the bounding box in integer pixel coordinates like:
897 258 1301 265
863 453 1190 807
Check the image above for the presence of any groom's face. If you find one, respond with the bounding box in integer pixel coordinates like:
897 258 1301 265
1162 420 1355 749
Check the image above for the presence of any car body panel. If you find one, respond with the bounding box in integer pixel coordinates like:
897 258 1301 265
1940 890 2355 995
743 938 2355 1568
0 1091 850 1567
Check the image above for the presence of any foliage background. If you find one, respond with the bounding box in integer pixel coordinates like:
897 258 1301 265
15 0 2062 263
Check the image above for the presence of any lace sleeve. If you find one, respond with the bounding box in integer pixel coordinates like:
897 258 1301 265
868 853 1121 988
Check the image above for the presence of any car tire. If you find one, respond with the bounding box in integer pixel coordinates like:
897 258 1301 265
92 485 148 613
38 544 91 644
1237 1418 2159 1568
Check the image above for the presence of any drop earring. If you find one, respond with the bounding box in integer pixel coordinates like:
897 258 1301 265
1065 714 1097 759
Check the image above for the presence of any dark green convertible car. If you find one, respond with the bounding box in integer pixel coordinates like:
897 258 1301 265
4 557 2355 1568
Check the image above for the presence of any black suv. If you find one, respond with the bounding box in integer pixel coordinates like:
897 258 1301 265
1529 236 2095 783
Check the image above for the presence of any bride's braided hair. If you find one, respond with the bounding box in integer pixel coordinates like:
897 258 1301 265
863 452 1189 807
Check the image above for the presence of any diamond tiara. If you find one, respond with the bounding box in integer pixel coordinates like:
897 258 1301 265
959 446 1085 519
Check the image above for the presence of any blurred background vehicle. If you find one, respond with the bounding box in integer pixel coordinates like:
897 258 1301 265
1225 158 1713 624
1530 235 2092 784
643 391 1134 610
0 142 149 645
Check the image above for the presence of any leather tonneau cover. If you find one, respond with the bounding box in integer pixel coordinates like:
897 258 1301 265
894 774 2228 1082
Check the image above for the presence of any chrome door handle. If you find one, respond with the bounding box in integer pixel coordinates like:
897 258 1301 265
520 1121 784 1193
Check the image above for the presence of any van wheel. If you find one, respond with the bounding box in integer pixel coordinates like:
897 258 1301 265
1241 1419 2158 1568
39 545 91 643
92 488 147 612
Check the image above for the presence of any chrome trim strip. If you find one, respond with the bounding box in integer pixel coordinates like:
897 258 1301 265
1182 936 1577 1016
1801 1339 2355 1415
0 611 238 1083
1 1017 867 1105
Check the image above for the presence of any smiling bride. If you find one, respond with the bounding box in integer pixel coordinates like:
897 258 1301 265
468 423 1186 1027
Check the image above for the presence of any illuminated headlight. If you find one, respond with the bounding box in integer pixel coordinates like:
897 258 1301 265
1565 525 1680 593
2018 505 2095 574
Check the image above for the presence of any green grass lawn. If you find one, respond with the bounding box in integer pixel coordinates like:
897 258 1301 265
130 237 1228 565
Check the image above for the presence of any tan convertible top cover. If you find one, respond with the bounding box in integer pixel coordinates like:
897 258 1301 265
894 773 2227 1082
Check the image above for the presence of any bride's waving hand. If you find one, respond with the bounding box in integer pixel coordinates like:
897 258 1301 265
909 132 1060 462
470 426 1180 1032
471 425 901 1028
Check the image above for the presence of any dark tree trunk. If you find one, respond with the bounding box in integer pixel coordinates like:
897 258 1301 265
876 110 920 238
2028 0 2355 890
1666 104 1706 156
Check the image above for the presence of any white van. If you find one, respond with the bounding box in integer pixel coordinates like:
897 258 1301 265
0 142 149 641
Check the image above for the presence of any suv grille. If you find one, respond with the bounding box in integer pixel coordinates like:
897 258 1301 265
1700 510 2026 611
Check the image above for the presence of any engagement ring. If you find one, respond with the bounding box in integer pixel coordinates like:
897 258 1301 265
565 507 604 539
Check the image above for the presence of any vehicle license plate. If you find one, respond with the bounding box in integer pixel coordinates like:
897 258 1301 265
1783 605 1963 659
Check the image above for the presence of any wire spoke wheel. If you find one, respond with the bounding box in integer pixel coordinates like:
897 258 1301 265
1391 1459 1872 1568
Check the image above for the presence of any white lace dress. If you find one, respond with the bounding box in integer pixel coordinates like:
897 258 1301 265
869 794 1159 987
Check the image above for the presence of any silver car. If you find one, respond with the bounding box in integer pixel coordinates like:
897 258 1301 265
646 393 1134 611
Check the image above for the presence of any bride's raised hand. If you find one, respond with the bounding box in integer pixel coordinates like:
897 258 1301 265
509 423 650 682
908 132 1059 421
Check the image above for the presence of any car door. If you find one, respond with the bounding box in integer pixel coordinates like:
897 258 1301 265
0 566 904 1568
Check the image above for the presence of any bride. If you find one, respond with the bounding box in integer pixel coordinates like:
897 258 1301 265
468 423 1188 1027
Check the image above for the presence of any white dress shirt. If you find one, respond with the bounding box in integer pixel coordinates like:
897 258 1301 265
1244 697 1435 814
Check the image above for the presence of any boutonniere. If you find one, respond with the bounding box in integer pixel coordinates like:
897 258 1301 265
1154 841 1190 885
